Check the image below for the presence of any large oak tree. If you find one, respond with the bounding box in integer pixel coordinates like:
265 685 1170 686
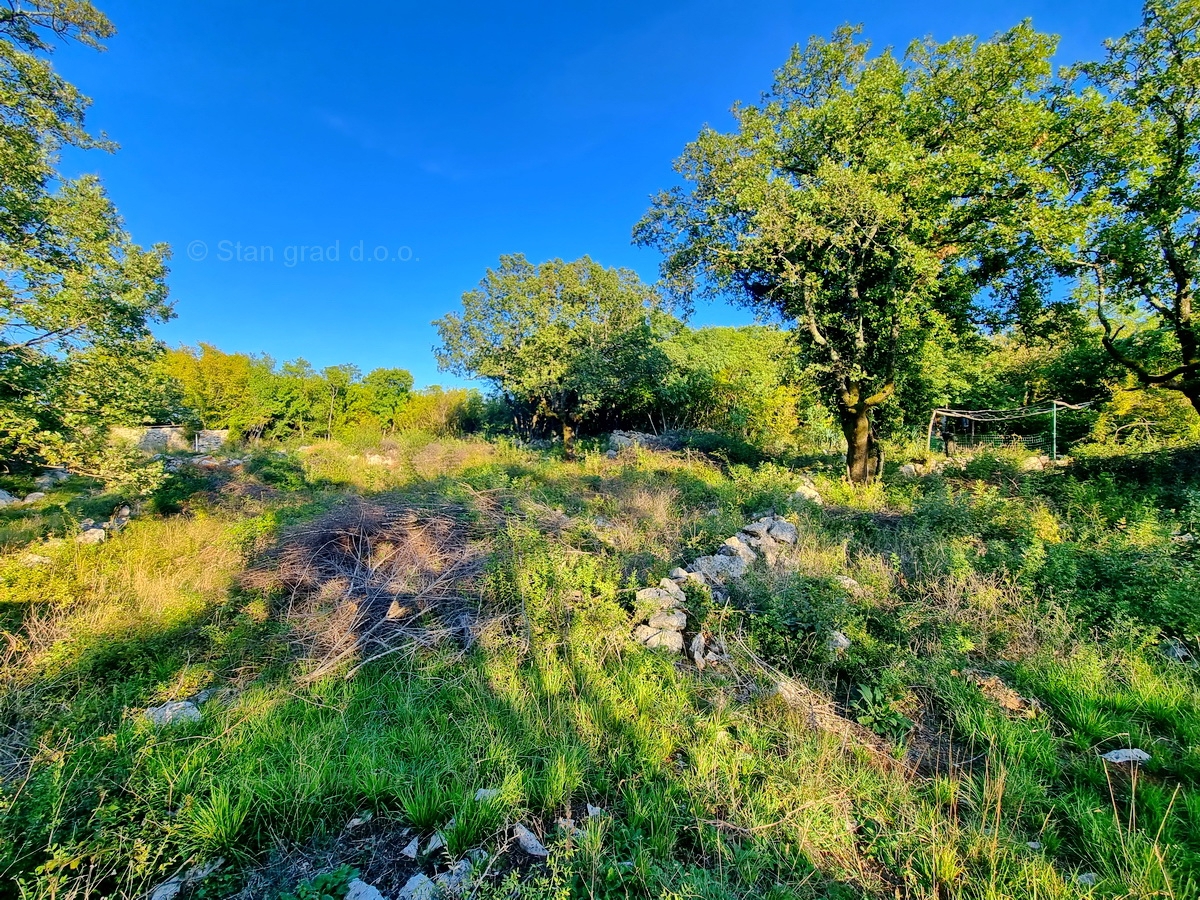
636 23 1067 481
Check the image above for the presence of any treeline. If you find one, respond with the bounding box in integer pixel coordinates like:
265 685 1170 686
158 345 483 441
150 319 830 457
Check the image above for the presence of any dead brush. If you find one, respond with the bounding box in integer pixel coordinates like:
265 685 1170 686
242 499 490 680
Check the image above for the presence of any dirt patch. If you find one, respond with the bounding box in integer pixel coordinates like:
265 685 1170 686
242 499 488 680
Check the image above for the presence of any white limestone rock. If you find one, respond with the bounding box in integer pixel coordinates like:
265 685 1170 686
345 879 387 900
145 700 201 727
767 519 798 544
513 823 549 857
1101 748 1150 765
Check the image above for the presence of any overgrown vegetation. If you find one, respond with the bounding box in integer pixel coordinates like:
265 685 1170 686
3 0 1200 898
1 432 1198 898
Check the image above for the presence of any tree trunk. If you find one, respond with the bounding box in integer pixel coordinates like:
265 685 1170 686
562 421 576 459
840 404 873 484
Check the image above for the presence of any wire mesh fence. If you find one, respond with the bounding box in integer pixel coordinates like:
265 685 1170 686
928 401 1093 459
932 432 1052 454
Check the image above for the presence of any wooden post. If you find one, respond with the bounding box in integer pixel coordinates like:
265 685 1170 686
926 409 940 453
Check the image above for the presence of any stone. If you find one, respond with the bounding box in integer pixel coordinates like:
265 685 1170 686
835 575 863 595
20 554 52 567
647 609 687 631
346 879 387 900
742 519 772 538
149 858 223 899
689 554 747 584
587 803 605 817
513 823 549 857
636 586 681 608
605 449 618 459
0 490 15 507
347 811 372 828
426 831 446 854
1020 456 1045 472
400 836 420 858
35 467 69 488
690 632 706 669
657 578 687 604
149 877 184 900
767 520 798 544
668 567 689 582
827 631 852 655
793 484 823 505
1026 841 1043 850
22 492 45 504
145 701 201 727
720 536 757 564
1075 873 1098 886
634 625 685 653
398 873 439 900
474 787 500 802
76 527 107 545
898 463 919 478
435 859 473 894
1101 747 1151 765
1163 640 1192 662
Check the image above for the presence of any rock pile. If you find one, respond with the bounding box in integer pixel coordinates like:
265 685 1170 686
631 508 813 660
74 506 132 544
632 579 688 653
608 431 677 452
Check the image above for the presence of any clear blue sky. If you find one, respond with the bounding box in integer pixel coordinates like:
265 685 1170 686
54 0 1141 388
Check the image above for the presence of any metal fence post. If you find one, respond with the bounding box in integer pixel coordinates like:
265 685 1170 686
1051 402 1057 461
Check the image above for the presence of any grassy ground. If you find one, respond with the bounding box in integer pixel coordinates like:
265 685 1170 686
0 434 1197 899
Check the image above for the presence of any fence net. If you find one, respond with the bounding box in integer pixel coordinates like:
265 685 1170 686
928 402 1092 456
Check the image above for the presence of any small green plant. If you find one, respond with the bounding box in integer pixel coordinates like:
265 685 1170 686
853 684 913 744
401 779 448 830
279 865 358 900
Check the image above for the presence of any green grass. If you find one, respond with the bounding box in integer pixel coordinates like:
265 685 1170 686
1 435 1198 898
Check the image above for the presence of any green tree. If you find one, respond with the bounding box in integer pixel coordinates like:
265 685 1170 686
1063 0 1200 416
0 2 172 472
434 254 667 451
357 367 414 433
636 24 1065 481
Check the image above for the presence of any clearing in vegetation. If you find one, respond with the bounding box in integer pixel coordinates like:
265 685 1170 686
1 434 1198 899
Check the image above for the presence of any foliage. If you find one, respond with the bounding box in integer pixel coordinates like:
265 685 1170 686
435 254 668 447
161 344 444 441
279 865 358 900
1061 0 1200 415
1 436 1199 898
637 23 1083 481
654 326 829 453
0 3 173 479
853 684 914 743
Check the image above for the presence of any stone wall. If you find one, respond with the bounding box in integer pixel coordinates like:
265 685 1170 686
112 426 230 454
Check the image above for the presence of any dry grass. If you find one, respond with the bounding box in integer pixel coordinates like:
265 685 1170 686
243 499 488 680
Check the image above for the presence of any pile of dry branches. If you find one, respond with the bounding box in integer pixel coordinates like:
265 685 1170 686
243 499 488 680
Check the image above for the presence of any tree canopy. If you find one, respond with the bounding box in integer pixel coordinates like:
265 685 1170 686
636 23 1069 480
1059 0 1200 414
434 254 669 449
0 0 172 475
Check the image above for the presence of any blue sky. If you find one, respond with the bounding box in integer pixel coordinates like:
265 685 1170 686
54 0 1141 388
